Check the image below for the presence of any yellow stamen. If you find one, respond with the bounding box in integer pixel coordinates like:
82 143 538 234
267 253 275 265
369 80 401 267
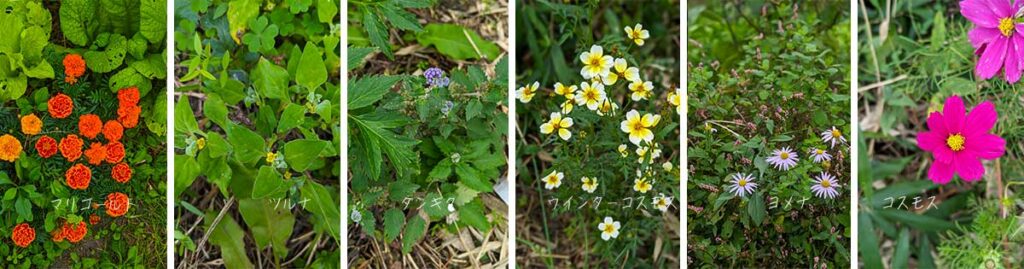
815 149 824 155
1000 17 1016 37
780 152 790 159
831 129 841 138
738 179 747 187
821 180 831 188
947 133 966 151
603 225 615 233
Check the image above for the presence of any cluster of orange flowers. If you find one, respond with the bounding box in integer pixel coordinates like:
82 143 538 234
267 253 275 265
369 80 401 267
4 55 140 248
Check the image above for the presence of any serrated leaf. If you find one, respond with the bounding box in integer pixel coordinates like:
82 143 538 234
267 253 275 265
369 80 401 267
362 8 392 59
388 180 419 202
401 215 426 253
348 75 401 110
455 163 492 192
383 209 405 243
238 199 296 260
297 41 328 90
465 100 483 121
350 113 418 175
459 199 490 232
422 192 448 219
427 159 453 181
347 47 375 71
416 23 500 60
251 166 288 199
381 6 423 32
252 57 289 99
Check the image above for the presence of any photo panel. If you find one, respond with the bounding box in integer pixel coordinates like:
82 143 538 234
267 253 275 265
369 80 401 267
514 0 682 267
687 0 852 267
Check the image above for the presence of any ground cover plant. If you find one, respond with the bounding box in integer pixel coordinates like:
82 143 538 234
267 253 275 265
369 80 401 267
687 0 851 267
0 0 168 267
514 0 681 267
172 0 341 268
347 0 510 267
858 0 1024 267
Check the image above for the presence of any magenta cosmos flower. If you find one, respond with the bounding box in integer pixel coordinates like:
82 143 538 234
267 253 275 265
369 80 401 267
917 96 1005 184
961 0 1024 83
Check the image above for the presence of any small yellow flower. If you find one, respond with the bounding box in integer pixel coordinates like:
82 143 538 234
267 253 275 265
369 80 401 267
554 82 577 98
543 171 564 189
598 216 620 240
668 88 682 115
284 170 293 180
266 151 278 163
635 144 661 164
624 23 650 46
633 177 652 193
560 99 575 114
602 58 641 85
540 112 574 141
517 82 539 103
653 193 672 212
579 45 614 79
620 110 660 145
581 177 598 193
628 80 654 101
574 82 607 110
597 99 619 116
196 137 206 150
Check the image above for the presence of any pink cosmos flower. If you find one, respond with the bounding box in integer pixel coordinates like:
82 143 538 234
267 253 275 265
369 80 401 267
917 96 1005 184
961 0 1024 83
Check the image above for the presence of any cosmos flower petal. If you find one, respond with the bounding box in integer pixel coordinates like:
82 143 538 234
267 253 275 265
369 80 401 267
961 0 1003 28
942 95 968 132
928 159 955 184
955 157 986 181
966 133 1006 159
925 112 949 134
976 36 1009 80
963 101 998 135
969 27 1002 48
1005 39 1022 83
916 131 946 152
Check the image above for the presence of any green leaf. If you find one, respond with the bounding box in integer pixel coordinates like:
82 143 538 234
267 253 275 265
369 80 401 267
381 6 423 32
747 192 766 226
174 155 201 198
277 103 306 133
350 114 418 174
348 75 401 110
204 94 230 129
869 181 936 208
316 0 338 24
139 0 166 44
362 9 392 59
862 214 887 268
427 159 453 181
455 163 492 192
296 41 328 90
892 228 911 268
238 199 296 260
459 199 490 232
109 68 152 97
59 0 98 47
84 34 128 73
876 209 956 231
347 47 375 71
301 180 341 241
174 96 200 135
252 57 289 99
251 166 288 199
205 133 230 158
415 23 500 60
227 124 265 164
465 100 483 121
3 188 16 201
422 192 449 219
360 209 376 238
401 215 426 254
205 212 252 269
15 197 32 221
388 180 419 202
227 0 260 44
283 139 330 172
383 209 405 244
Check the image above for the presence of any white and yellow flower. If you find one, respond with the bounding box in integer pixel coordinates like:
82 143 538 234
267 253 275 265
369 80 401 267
581 177 598 193
625 23 650 46
554 82 577 98
628 80 654 101
579 45 614 79
662 161 673 172
635 144 662 164
821 126 847 149
618 144 629 157
574 82 607 110
597 99 619 116
516 82 539 103
727 173 757 197
652 193 672 212
620 110 660 145
811 172 840 199
602 58 641 85
598 216 620 241
540 112 574 141
633 177 652 193
766 147 799 171
543 170 564 189
668 87 682 115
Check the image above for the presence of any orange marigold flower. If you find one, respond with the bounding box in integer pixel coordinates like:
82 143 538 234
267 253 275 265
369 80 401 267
117 104 141 129
78 114 103 139
112 162 132 183
105 192 130 217
62 221 87 243
47 93 74 119
105 141 125 164
36 135 57 158
59 134 83 162
0 134 22 162
117 87 140 107
89 214 100 225
84 142 107 165
102 120 123 141
20 113 42 135
51 227 64 242
65 163 91 190
63 54 86 85
11 223 35 248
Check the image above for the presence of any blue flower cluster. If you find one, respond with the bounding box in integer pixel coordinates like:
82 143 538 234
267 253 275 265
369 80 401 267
424 67 450 88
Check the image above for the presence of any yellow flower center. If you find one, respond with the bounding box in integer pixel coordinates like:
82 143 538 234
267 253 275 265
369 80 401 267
815 149 824 155
197 138 206 150
524 87 534 95
631 121 645 132
589 57 601 66
831 129 841 138
738 179 747 187
1000 17 1015 37
657 199 666 206
603 224 615 233
547 176 558 184
585 90 596 100
780 152 789 159
821 179 831 188
947 133 966 151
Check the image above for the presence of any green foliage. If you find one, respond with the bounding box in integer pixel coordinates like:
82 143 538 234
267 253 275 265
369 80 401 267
688 1 850 267
348 52 509 254
348 0 431 59
0 0 54 100
174 0 340 266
